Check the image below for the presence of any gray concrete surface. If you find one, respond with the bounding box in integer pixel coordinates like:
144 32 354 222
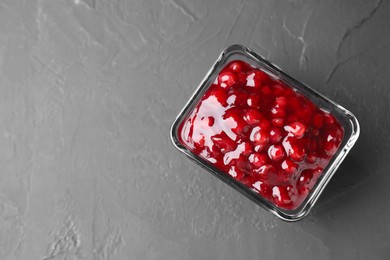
0 0 389 259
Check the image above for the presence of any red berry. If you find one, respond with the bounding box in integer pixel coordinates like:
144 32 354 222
229 60 247 73
258 119 272 131
237 141 253 157
297 168 322 193
252 180 272 198
281 159 298 176
206 86 228 106
298 169 313 183
254 143 267 153
270 105 286 118
272 185 294 208
246 70 268 88
223 108 247 136
211 133 236 153
236 72 247 85
248 153 268 168
323 112 336 124
269 127 283 143
268 144 285 161
246 95 261 108
271 118 285 127
322 128 342 156
218 71 237 88
289 144 305 162
250 126 269 145
283 137 306 162
243 109 263 125
227 90 248 107
284 122 306 138
275 96 287 107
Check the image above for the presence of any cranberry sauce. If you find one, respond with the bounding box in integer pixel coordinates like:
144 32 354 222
178 60 344 210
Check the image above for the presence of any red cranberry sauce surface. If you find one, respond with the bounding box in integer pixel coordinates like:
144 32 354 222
178 60 344 210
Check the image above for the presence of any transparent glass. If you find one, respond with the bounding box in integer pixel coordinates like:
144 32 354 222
170 45 359 221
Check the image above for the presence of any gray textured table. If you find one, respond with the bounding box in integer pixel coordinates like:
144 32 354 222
0 0 389 259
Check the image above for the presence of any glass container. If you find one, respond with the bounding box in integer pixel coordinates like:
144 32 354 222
170 45 359 221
